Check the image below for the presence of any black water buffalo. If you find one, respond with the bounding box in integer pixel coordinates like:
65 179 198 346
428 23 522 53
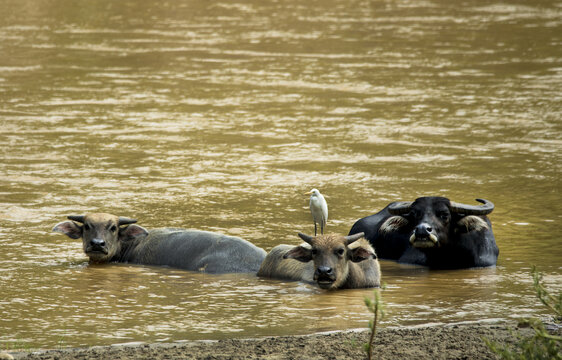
348 197 498 269
53 213 266 273
257 232 380 289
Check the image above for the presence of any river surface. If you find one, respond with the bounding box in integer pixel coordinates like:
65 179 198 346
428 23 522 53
1 0 561 350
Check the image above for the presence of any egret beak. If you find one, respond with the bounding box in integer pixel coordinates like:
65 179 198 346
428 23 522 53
304 191 312 195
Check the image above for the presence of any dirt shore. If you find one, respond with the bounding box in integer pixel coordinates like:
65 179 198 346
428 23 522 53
4 321 542 360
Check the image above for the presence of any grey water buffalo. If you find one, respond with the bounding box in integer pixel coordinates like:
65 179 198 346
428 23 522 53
257 232 380 289
52 213 266 273
348 197 498 269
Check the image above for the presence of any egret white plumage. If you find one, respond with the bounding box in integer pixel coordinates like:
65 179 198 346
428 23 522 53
307 188 328 236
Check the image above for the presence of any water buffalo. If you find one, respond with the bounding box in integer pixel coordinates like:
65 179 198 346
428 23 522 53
52 213 266 273
257 232 380 289
348 197 498 269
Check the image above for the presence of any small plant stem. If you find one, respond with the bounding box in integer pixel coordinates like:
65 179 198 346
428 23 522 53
367 301 379 360
540 333 562 341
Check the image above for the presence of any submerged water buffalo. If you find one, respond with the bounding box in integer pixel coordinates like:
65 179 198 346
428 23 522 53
53 213 266 273
257 232 380 289
348 197 498 269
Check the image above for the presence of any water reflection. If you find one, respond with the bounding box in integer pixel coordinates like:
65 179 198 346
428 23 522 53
1 0 561 350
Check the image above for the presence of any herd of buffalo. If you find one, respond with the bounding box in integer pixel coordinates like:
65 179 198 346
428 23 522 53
53 196 499 290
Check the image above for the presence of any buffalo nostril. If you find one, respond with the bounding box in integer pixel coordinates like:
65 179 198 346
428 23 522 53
415 224 432 236
317 266 332 275
91 238 105 247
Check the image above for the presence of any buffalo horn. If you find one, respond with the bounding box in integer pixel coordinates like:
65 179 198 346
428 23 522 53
67 215 85 223
344 232 365 245
118 217 138 226
297 232 314 245
449 198 494 216
387 201 413 215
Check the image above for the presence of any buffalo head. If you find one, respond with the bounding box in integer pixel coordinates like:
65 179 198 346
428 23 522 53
283 232 375 289
53 213 148 263
381 197 494 249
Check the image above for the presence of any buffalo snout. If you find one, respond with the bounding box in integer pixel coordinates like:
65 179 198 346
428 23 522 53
314 266 336 283
90 238 106 247
88 237 108 254
314 266 336 287
410 222 439 248
415 223 433 237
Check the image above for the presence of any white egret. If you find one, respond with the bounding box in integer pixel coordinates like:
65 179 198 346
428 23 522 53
307 188 328 236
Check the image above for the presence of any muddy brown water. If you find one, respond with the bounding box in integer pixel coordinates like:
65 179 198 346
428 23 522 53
1 0 561 350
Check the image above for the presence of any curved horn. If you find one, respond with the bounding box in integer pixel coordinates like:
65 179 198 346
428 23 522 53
387 201 413 215
449 198 494 216
67 215 85 223
344 232 365 245
118 217 138 226
297 232 314 245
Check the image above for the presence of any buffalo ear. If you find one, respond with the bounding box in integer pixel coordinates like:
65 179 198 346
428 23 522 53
283 246 312 263
455 215 490 233
349 246 376 263
52 221 82 239
119 224 148 241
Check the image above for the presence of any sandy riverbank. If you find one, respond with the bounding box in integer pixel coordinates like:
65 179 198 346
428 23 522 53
4 321 549 360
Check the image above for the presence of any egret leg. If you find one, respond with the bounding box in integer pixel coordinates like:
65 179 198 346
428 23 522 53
321 222 324 235
314 223 317 236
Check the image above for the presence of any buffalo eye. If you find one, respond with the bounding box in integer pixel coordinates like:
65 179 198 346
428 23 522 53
84 223 90 231
335 248 345 257
311 249 318 256
110 225 117 232
437 212 449 221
